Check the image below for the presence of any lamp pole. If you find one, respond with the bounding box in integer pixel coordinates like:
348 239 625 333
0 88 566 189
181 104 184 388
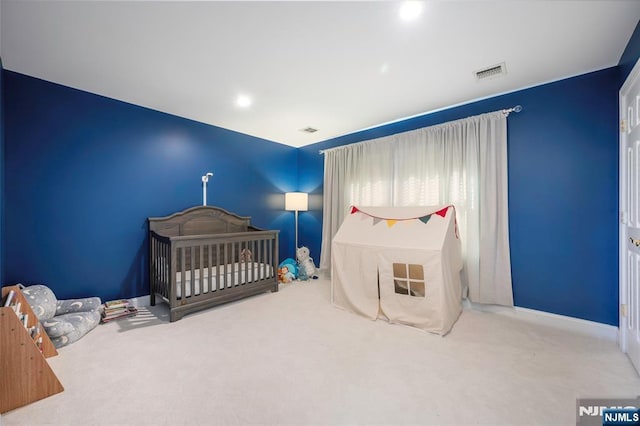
294 209 299 249
285 192 308 252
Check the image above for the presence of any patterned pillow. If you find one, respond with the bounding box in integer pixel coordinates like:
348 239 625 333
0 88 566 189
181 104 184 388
18 284 102 349
56 297 102 315
46 311 101 348
42 317 75 338
20 284 58 321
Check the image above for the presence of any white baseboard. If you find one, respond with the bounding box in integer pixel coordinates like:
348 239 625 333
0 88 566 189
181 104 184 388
128 295 151 308
463 300 619 343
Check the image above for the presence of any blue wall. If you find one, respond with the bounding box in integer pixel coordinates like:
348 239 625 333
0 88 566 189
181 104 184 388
299 67 620 326
619 20 640 82
4 71 298 301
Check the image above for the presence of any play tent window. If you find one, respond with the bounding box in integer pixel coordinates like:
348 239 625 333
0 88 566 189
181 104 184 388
393 263 426 297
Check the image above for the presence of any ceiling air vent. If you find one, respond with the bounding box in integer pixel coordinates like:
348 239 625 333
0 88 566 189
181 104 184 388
474 62 507 81
300 127 318 133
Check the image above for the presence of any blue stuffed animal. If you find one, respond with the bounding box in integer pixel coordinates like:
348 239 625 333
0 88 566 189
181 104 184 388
278 258 298 283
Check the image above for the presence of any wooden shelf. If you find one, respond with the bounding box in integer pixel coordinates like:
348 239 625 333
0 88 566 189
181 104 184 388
1 285 64 414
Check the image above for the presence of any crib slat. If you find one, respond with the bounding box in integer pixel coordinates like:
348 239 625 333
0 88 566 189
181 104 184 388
250 240 253 283
232 241 236 287
157 238 162 296
264 240 273 278
179 248 185 300
267 238 271 279
255 239 259 282
199 244 205 294
244 241 249 285
238 241 242 285
253 240 257 282
161 240 166 298
247 240 251 283
251 240 256 282
154 240 162 297
165 240 170 296
223 243 229 291
265 238 269 276
157 239 162 296
170 242 177 304
216 243 221 291
238 240 242 285
154 238 159 302
239 241 244 285
208 244 213 293
272 234 277 279
239 241 243 285
151 237 156 293
190 246 196 298
264 241 273 274
240 241 244 285
230 242 235 287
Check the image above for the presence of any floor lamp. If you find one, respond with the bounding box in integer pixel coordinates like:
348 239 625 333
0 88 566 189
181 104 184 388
285 192 308 250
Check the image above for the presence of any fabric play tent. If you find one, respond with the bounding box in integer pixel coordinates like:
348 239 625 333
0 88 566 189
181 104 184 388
331 205 463 335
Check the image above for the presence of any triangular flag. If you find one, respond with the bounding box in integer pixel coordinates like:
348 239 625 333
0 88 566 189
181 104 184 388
350 206 359 214
372 218 383 226
418 215 431 224
359 213 369 221
435 206 449 218
386 219 398 228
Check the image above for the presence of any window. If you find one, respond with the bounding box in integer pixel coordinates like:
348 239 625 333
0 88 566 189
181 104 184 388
322 111 513 306
392 263 426 297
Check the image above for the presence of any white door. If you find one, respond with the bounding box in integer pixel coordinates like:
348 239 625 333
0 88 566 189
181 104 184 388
620 58 640 374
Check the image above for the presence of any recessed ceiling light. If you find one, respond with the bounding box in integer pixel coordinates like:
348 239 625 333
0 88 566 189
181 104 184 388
236 94 252 108
399 1 423 21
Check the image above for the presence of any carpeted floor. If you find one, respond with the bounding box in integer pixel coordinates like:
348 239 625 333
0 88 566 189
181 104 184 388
2 279 639 425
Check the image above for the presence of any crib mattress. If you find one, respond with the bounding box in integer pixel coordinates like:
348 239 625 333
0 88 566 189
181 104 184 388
175 262 273 298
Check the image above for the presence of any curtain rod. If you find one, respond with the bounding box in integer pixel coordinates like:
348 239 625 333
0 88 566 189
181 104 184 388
318 104 523 155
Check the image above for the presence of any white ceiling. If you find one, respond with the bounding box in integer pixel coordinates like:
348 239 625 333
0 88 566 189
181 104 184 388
2 1 639 148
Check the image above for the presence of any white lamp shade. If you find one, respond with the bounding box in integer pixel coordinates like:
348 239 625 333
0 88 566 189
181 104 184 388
285 192 308 211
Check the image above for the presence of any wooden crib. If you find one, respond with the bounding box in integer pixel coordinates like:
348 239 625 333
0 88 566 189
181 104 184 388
148 206 279 322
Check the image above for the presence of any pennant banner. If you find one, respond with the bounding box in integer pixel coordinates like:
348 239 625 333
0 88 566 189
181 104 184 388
418 215 431 224
349 205 451 222
346 205 458 239
435 206 449 218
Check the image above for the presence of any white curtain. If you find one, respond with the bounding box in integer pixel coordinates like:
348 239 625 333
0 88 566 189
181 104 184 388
320 110 513 306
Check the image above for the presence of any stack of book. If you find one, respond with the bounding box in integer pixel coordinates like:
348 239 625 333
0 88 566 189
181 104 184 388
101 299 137 323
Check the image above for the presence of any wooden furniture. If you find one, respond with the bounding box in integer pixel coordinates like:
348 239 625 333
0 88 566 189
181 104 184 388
149 206 280 322
1 285 64 414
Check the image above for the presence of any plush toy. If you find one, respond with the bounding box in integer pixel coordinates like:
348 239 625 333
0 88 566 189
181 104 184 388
239 249 253 263
278 267 294 283
296 246 318 280
278 258 298 283
297 263 309 281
